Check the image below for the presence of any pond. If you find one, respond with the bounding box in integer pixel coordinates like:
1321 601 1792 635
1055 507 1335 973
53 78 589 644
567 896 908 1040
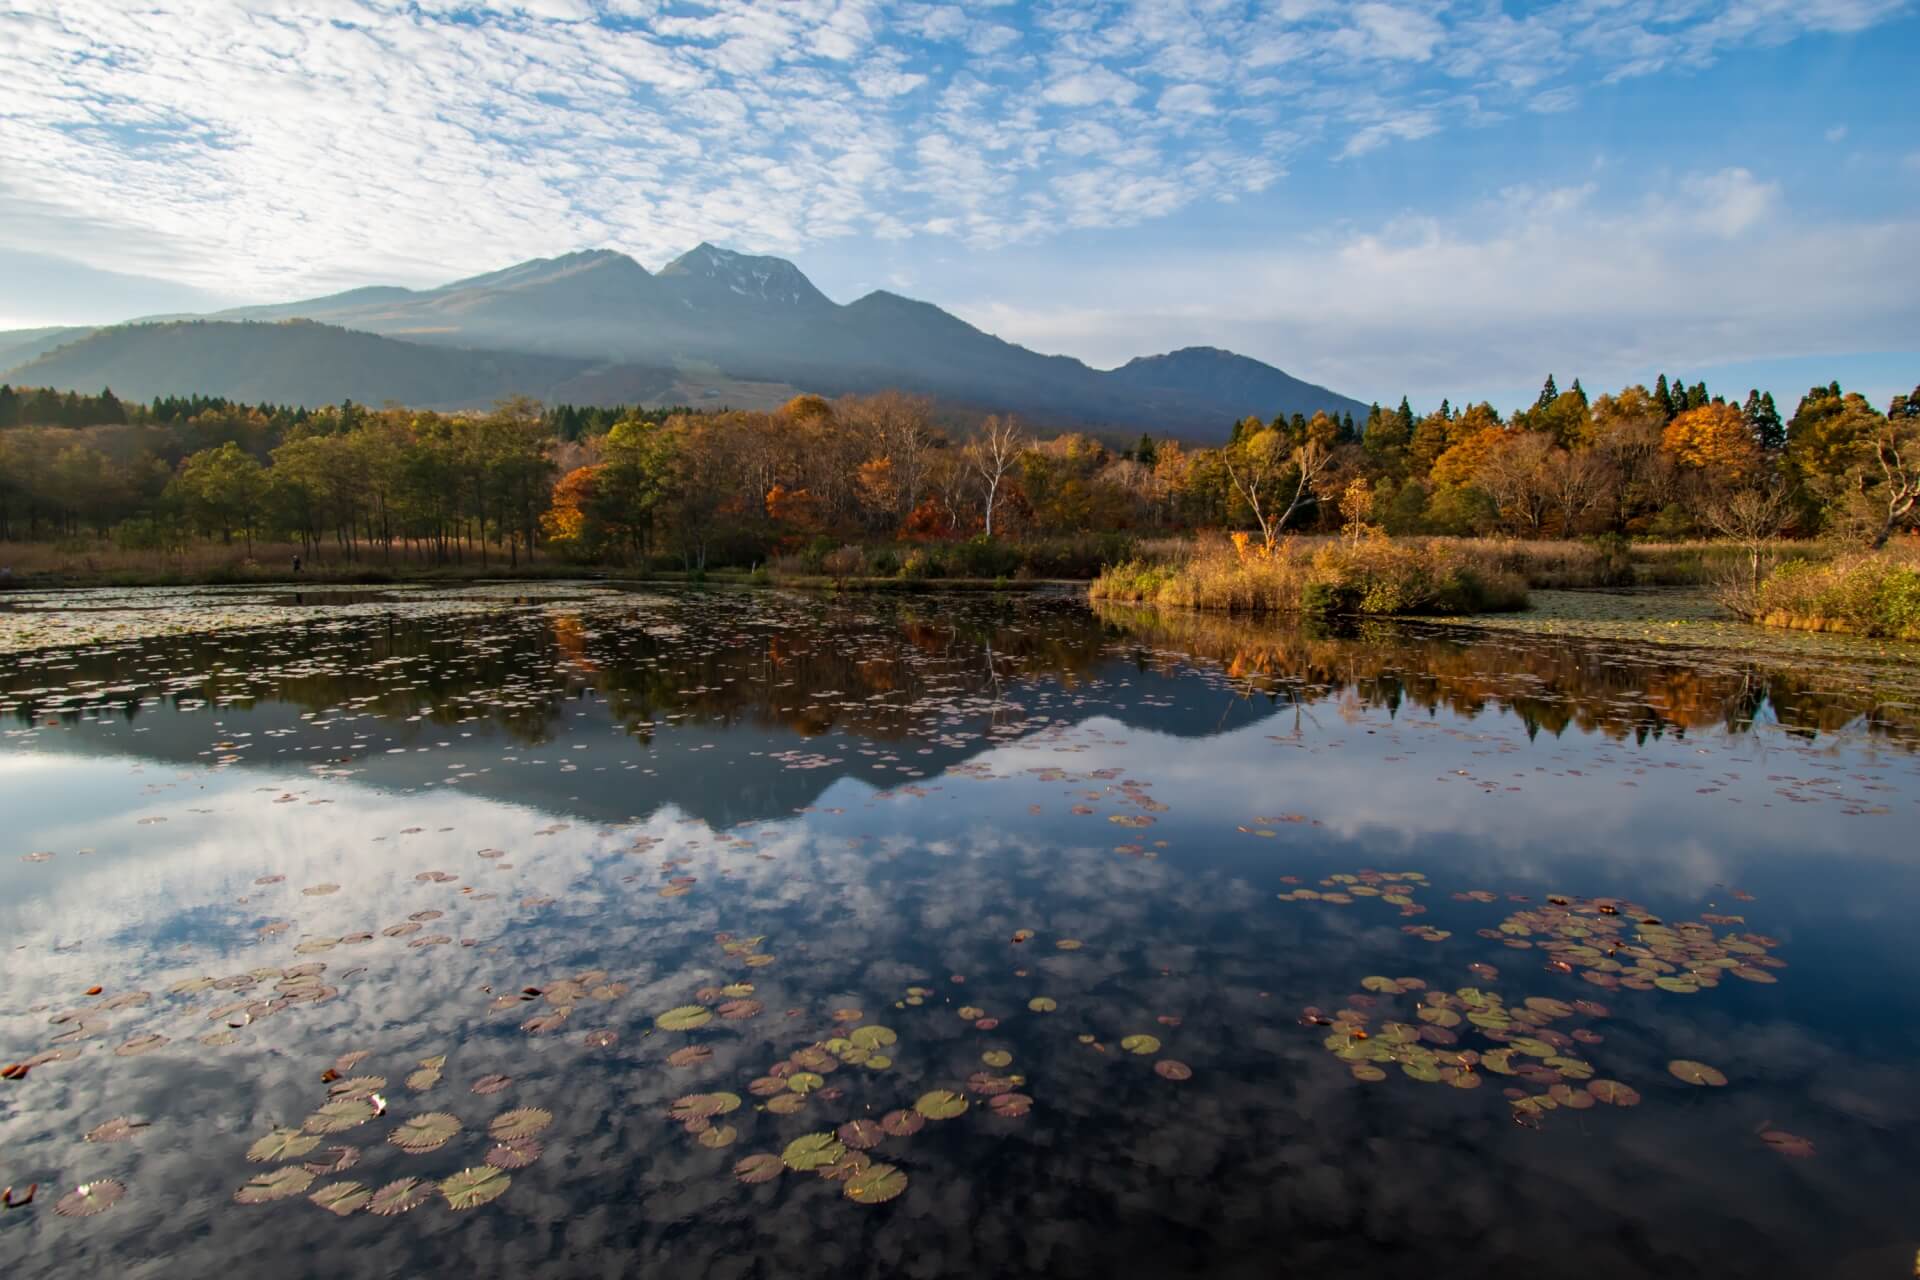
2 584 1917 1279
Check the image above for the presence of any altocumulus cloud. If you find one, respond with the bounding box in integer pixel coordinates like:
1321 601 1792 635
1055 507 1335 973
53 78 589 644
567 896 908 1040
0 0 1910 303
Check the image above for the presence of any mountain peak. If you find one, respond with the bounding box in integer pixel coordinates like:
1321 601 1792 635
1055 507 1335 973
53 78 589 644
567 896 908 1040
660 242 825 307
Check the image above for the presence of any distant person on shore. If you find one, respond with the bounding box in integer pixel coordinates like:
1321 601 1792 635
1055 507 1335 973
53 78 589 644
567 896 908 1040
292 554 302 574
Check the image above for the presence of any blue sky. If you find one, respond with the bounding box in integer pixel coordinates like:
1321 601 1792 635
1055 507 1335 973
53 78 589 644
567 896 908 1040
1 0 1915 413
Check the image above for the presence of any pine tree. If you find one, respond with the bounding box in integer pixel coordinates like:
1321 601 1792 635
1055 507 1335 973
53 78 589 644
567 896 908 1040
1340 411 1356 441
1135 433 1157 466
1686 382 1708 411
1891 386 1920 420
1439 398 1452 419
1754 391 1785 450
1396 397 1415 437
1569 378 1586 406
1653 374 1673 421
1536 374 1558 409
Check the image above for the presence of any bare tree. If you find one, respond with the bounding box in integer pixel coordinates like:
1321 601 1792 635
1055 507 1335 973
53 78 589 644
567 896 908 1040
1704 481 1794 615
843 391 934 522
1473 431 1556 536
1864 419 1920 549
1542 446 1614 536
967 414 1023 538
1224 426 1334 546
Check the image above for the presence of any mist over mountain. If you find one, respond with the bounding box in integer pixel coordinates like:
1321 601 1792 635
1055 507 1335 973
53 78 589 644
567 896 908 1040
2 245 1366 438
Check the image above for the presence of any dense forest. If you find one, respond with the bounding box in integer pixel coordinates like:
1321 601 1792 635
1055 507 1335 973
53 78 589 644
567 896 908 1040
0 375 1915 568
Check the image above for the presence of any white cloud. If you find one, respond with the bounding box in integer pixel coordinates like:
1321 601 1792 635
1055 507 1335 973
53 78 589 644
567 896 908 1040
1040 63 1143 108
949 168 1919 406
0 0 1906 317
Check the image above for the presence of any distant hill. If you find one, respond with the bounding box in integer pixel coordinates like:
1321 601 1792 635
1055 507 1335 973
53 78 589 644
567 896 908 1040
0 326 97 372
8 245 1367 437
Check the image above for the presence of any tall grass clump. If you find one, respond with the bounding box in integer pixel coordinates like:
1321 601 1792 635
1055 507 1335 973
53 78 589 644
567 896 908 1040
1742 545 1920 639
1091 534 1527 617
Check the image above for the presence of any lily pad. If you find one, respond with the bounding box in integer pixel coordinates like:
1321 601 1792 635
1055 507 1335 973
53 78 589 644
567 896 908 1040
248 1128 322 1163
54 1180 124 1218
1760 1130 1815 1157
842 1162 908 1205
849 1025 897 1050
879 1109 925 1137
304 1098 376 1135
368 1177 433 1216
734 1153 784 1184
1586 1080 1642 1107
489 1106 555 1140
1667 1059 1728 1087
485 1138 544 1169
389 1112 462 1153
914 1089 967 1120
310 1181 371 1217
441 1165 510 1210
782 1132 846 1171
981 1050 1013 1068
235 1167 314 1204
84 1117 144 1144
1120 1034 1161 1055
697 1124 739 1149
1154 1059 1193 1081
838 1119 885 1150
1027 997 1057 1013
656 1005 713 1032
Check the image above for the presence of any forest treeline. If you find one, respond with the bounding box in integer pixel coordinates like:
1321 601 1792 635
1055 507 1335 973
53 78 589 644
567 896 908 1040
0 374 1915 566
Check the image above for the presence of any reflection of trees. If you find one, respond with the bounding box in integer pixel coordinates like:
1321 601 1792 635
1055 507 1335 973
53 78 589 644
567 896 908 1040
1091 601 1920 747
6 593 1914 751
0 596 1120 749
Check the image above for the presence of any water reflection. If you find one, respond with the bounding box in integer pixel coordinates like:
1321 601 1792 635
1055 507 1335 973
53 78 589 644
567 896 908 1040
2 588 1917 1279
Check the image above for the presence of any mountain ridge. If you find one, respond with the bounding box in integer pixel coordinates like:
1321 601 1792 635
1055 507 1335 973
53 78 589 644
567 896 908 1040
2 245 1367 438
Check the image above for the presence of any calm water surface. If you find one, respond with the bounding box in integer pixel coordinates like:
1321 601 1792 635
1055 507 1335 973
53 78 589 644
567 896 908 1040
2 585 1918 1279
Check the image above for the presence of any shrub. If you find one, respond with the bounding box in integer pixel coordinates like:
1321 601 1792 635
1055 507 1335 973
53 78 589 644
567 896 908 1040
822 544 866 578
1090 536 1526 616
1749 548 1920 638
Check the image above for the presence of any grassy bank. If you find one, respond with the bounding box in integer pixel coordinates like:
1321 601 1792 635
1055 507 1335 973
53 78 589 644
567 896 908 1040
1091 537 1529 617
0 539 583 590
1742 547 1920 640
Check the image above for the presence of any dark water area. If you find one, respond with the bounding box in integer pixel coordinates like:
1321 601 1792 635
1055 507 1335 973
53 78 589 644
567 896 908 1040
2 586 1918 1279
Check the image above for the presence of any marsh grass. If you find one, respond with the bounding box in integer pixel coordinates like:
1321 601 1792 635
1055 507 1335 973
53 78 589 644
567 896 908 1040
0 539 576 588
1091 535 1529 617
1744 543 1920 639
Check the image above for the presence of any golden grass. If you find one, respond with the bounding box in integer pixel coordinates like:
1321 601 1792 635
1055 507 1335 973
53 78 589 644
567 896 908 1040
1746 542 1920 640
1091 535 1529 617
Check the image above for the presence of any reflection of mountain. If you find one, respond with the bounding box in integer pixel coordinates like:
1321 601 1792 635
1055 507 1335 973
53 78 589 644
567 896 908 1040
1 594 1275 829
5 590 1912 831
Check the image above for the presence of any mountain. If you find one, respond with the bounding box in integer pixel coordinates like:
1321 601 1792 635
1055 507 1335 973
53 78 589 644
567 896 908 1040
0 325 97 371
1107 347 1359 425
0 319 804 410
6 246 1368 437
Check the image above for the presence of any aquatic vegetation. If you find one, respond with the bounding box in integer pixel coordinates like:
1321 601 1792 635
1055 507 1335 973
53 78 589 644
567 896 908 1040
3 584 1914 1277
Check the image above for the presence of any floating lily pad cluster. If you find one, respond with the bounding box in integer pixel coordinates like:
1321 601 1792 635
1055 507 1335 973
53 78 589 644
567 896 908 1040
232 1048 547 1218
1276 870 1430 916
1482 895 1787 992
1308 976 1646 1124
485 966 629 1037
